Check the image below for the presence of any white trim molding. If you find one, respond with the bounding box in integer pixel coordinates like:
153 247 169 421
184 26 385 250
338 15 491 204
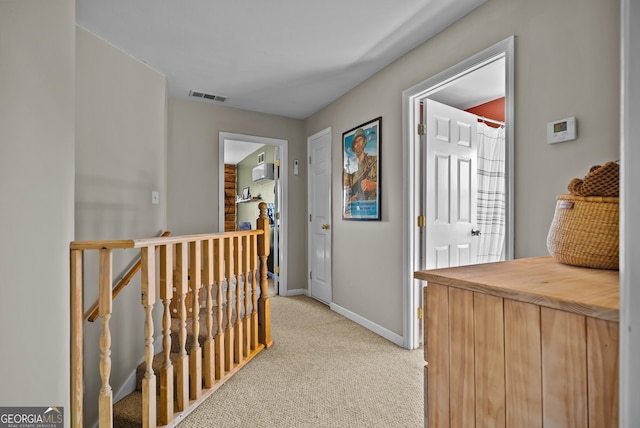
283 288 308 297
619 0 640 424
330 303 404 347
219 132 289 296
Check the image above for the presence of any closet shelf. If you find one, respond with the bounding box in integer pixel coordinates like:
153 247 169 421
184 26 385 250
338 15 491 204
236 197 263 204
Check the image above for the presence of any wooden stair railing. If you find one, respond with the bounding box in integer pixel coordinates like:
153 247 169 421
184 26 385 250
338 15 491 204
84 231 172 322
70 203 272 428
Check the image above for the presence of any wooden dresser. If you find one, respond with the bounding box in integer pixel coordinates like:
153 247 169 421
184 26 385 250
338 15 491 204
415 256 619 428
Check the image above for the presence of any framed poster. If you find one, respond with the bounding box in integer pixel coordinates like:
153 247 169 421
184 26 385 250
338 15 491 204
342 116 381 220
241 186 251 200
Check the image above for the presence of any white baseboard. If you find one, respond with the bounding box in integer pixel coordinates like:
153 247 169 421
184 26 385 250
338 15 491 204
114 369 138 403
330 302 404 347
281 288 308 297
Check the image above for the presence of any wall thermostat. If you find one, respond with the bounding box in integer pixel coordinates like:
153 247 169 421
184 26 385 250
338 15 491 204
547 116 577 144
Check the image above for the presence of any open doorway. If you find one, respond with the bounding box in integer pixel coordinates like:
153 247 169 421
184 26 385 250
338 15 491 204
218 132 289 296
402 36 515 349
423 60 506 268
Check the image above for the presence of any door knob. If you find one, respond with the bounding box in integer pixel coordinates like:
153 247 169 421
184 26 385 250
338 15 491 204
322 224 330 230
471 228 481 236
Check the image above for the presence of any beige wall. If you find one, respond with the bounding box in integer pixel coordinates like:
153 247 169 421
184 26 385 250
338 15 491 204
167 99 308 289
0 0 75 418
76 27 167 242
0 0 629 422
75 27 167 424
304 0 620 336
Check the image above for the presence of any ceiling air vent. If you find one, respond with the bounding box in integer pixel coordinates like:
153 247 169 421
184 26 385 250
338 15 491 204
189 90 227 102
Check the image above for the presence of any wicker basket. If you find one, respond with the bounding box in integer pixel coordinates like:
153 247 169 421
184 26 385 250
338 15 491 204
547 194 619 270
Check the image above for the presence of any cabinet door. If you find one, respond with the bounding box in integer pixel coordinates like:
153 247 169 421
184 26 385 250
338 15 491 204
425 283 450 428
449 287 475 427
504 300 542 427
474 292 506 428
587 318 619 427
541 308 587 427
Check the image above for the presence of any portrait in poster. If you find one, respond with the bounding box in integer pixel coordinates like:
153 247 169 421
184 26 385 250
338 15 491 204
342 117 381 220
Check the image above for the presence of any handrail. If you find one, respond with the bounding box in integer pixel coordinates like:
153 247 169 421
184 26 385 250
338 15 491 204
78 229 268 322
84 231 172 322
71 202 273 427
70 230 263 251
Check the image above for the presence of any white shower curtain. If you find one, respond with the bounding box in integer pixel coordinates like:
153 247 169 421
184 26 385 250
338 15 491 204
476 122 506 263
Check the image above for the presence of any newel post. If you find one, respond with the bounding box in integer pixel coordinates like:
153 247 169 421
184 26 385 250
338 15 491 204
257 202 272 348
70 249 83 428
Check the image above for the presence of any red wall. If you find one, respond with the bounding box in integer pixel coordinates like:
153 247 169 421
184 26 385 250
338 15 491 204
420 97 505 128
466 97 504 127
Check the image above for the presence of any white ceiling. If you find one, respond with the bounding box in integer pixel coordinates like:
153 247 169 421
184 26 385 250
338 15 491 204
429 57 505 110
224 140 264 165
76 0 487 120
222 56 504 164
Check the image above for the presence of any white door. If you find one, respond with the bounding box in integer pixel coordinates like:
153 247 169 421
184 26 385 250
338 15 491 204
425 99 479 269
307 128 332 304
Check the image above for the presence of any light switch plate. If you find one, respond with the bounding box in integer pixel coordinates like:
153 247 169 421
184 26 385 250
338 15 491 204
151 191 159 204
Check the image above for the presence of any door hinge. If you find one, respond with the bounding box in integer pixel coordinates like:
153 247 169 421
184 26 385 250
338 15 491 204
309 214 312 222
275 266 280 274
275 159 280 167
309 156 312 164
275 212 280 220
417 215 426 228
417 307 424 319
417 123 425 136
309 271 312 280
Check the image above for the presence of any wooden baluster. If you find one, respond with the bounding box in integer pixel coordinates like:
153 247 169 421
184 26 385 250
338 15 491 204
213 238 225 379
250 235 259 351
175 243 189 411
189 241 202 399
224 237 235 370
140 247 157 428
243 235 251 357
234 235 244 364
159 244 174 425
70 250 83 428
202 239 215 388
98 248 114 428
257 202 273 347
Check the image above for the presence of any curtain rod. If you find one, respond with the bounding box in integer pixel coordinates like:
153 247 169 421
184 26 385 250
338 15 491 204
476 115 505 126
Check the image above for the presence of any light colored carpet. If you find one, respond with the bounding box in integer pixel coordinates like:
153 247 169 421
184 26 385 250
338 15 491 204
178 295 424 428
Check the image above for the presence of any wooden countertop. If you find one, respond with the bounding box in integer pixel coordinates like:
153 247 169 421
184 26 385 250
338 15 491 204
414 256 619 322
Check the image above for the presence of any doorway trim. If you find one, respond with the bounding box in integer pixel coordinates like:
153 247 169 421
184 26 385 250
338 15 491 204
620 0 640 422
401 36 515 349
218 132 289 296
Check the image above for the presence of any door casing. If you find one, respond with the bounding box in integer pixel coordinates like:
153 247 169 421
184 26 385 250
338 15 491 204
401 36 515 349
218 132 289 296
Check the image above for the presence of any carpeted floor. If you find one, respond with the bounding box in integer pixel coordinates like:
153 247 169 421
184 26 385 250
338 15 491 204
177 294 424 428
